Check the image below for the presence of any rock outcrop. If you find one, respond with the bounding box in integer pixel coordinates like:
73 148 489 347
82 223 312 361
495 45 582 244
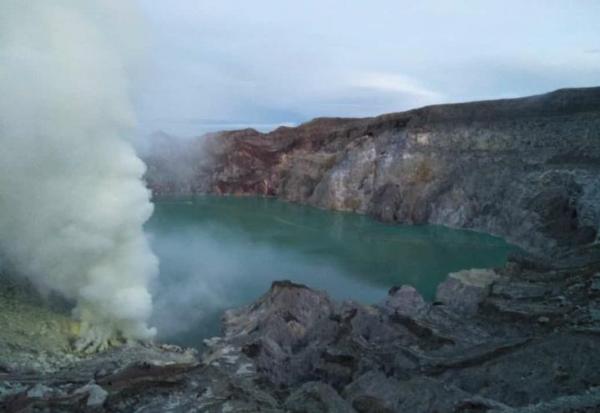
3 258 600 412
144 87 600 260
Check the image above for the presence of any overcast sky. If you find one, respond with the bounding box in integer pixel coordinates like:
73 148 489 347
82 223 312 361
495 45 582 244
135 0 600 137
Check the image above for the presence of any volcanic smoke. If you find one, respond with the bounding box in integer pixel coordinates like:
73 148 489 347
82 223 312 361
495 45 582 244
0 1 158 351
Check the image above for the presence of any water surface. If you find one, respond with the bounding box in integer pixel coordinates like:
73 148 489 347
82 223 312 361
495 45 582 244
146 196 515 346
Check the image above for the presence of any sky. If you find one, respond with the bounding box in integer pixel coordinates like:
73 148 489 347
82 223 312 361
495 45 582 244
135 0 600 137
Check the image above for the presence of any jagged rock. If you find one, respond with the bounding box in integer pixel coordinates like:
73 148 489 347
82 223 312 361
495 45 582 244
342 371 402 412
26 383 53 399
383 285 427 316
490 387 600 413
2 259 600 411
285 381 356 413
74 383 108 407
435 269 499 315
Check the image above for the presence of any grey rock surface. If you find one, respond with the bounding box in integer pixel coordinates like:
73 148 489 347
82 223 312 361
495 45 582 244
2 258 600 412
436 269 499 315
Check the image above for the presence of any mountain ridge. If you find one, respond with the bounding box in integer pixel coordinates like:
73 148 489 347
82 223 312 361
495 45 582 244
143 87 600 261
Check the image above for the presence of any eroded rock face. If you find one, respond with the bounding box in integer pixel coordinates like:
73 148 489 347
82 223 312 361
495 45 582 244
144 87 600 259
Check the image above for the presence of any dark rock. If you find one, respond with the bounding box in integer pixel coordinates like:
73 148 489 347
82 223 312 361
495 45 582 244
435 269 498 315
285 381 356 413
3 261 600 411
490 280 553 300
343 371 401 412
383 285 427 316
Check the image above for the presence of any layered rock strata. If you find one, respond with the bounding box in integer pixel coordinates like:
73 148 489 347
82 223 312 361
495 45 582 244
145 87 600 260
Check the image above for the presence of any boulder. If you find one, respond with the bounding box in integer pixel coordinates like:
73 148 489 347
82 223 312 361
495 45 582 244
435 269 499 315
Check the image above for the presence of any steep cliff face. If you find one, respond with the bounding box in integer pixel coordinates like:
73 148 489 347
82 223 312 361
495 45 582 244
144 88 600 257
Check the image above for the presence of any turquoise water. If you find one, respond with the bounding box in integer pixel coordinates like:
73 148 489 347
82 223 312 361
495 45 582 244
146 196 515 346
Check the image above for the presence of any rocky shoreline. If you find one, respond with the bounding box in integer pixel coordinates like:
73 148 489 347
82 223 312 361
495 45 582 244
2 88 600 412
2 256 600 412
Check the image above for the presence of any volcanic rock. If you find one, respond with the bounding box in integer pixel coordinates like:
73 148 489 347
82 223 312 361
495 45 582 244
144 87 600 262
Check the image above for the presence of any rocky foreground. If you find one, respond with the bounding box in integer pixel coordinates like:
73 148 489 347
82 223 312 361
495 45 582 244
2 257 600 412
2 88 600 412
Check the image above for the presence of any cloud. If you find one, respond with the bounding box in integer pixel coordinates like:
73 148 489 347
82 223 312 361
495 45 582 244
135 0 600 137
352 72 444 104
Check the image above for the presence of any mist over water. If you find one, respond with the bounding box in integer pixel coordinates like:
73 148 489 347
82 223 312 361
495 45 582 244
148 196 516 347
0 1 157 350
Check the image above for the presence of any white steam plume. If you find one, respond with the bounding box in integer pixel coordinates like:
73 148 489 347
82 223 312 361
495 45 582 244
0 1 158 351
